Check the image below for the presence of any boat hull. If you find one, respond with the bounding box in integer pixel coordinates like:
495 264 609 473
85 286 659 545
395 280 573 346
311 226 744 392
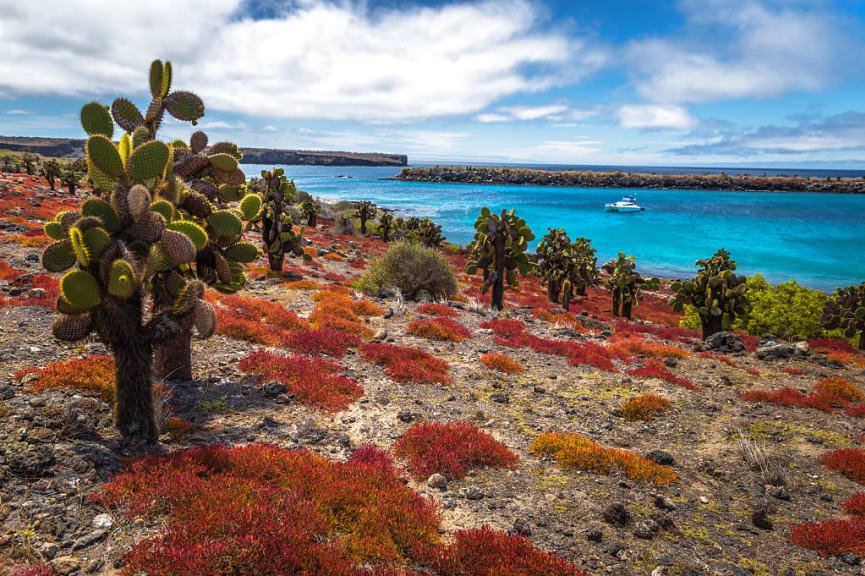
604 204 643 212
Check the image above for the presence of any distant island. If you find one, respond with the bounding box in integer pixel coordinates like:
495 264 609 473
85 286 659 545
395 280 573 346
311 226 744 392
0 136 407 167
397 165 865 193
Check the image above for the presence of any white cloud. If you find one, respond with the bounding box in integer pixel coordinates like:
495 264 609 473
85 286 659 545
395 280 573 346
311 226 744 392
499 104 569 121
0 0 605 123
475 104 601 123
624 0 862 104
617 105 697 130
6 109 31 115
476 113 512 123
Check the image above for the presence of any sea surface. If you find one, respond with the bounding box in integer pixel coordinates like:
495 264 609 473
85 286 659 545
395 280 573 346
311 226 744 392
241 163 865 291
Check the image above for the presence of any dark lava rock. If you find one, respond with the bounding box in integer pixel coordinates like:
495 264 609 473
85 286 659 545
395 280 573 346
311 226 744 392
751 508 773 530
489 392 510 404
768 486 790 501
644 450 675 466
756 343 794 360
842 553 860 566
2 440 54 476
397 410 414 423
602 503 631 527
703 331 745 353
262 380 287 396
511 518 532 536
633 519 659 539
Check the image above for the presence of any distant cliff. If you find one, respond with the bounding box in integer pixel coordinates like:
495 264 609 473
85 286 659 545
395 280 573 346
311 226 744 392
0 136 407 167
397 166 865 194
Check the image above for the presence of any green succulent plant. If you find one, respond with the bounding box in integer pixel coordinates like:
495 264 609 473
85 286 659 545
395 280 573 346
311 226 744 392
669 248 749 339
408 217 444 248
536 230 599 311
39 59 252 444
301 199 321 227
21 152 37 175
602 252 659 320
536 228 571 304
59 162 84 195
379 211 395 242
821 282 865 349
465 207 535 310
41 159 62 191
255 168 310 273
354 201 377 235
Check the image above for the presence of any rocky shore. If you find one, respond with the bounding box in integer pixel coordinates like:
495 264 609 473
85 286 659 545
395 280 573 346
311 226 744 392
396 166 865 193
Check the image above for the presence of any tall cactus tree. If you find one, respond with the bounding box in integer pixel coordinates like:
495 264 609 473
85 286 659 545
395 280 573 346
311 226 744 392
354 201 377 235
536 228 571 304
301 199 320 227
257 168 307 273
41 159 62 190
59 163 82 195
39 59 247 443
466 208 535 310
21 152 37 175
669 249 749 339
570 237 599 297
821 282 865 350
379 211 394 242
602 253 659 320
409 217 445 248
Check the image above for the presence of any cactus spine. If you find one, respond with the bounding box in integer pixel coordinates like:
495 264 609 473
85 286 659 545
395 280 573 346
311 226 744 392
602 253 659 320
466 208 535 310
669 249 749 339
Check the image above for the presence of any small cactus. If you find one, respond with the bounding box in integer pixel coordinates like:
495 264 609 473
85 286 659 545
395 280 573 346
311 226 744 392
669 249 749 339
408 218 444 248
602 252 659 320
379 212 394 242
255 168 309 273
465 208 535 310
41 159 62 190
821 282 865 350
354 201 377 235
301 199 321 227
536 230 599 311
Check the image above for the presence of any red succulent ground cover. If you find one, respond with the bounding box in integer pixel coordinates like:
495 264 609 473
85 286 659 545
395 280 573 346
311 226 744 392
393 421 519 479
407 316 472 342
604 332 689 359
416 303 460 317
789 517 865 557
781 367 805 375
531 433 677 485
208 292 310 346
626 359 699 391
281 328 360 358
480 353 524 374
614 320 699 345
1 566 59 576
91 443 584 576
843 493 865 516
0 272 59 310
480 317 527 336
620 394 673 421
308 290 380 339
238 349 363 411
821 449 865 485
359 341 451 385
491 327 617 373
746 367 761 376
13 355 115 401
739 377 864 413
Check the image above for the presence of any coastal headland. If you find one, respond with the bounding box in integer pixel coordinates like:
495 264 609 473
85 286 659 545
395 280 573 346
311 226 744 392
397 165 865 193
0 135 407 167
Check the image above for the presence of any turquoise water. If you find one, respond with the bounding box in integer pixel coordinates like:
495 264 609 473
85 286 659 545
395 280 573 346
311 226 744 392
241 164 865 291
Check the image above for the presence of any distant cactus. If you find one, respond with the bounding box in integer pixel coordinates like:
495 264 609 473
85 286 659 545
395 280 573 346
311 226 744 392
409 217 444 248
301 199 320 227
536 228 571 304
256 168 308 272
570 237 599 297
354 201 377 235
1 156 16 173
669 249 749 339
59 162 83 195
21 152 37 175
536 230 599 311
41 159 62 190
39 59 250 444
821 282 865 350
379 211 394 242
602 252 659 320
466 208 535 310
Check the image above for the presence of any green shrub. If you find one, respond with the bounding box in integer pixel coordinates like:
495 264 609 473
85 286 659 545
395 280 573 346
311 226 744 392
680 274 843 341
354 240 456 300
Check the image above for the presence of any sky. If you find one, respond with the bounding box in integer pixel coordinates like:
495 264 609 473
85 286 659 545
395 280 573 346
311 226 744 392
1 0 864 167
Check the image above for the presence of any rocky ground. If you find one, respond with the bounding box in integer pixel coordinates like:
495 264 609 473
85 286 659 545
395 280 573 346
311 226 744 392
1 173 865 576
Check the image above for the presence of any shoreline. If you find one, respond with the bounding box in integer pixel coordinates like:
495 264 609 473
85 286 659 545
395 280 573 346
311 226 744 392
395 166 865 194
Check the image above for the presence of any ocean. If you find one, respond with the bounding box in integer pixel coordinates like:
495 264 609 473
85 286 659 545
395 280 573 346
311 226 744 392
241 163 865 291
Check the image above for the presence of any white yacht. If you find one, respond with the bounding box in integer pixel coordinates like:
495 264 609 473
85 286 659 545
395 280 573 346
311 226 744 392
604 194 644 212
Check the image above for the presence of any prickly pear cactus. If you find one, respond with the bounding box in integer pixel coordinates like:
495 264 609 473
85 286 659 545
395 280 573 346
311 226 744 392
379 211 394 242
669 248 748 339
354 201 377 235
536 228 572 304
821 282 865 350
569 237 599 297
602 252 659 320
465 207 535 310
40 59 249 443
301 199 321 227
255 168 309 273
408 218 444 248
41 159 62 191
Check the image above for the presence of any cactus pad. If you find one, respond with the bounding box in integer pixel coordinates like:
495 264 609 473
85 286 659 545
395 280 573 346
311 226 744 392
52 314 94 342
129 211 166 244
161 229 196 264
167 220 208 250
83 227 111 260
183 191 212 218
208 210 242 237
190 130 208 153
44 221 65 240
42 240 77 272
86 135 124 177
172 279 204 315
111 98 145 133
239 194 262 221
149 199 175 223
132 125 150 148
108 259 136 298
208 153 238 172
127 184 152 221
149 60 164 99
164 90 204 122
218 184 243 202
192 299 216 338
80 102 114 138
69 227 90 267
224 241 259 263
61 270 102 309
128 141 169 180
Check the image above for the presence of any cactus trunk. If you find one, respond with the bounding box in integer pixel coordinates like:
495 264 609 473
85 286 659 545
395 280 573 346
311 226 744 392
94 294 158 443
152 288 193 382
548 281 560 304
309 214 316 227
268 253 284 272
701 314 723 340
491 235 506 310
360 216 368 235
611 289 620 316
622 298 633 320
562 291 571 312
